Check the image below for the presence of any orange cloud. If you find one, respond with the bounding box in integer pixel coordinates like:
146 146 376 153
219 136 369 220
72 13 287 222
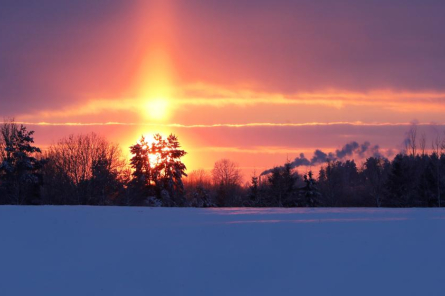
178 83 445 112
17 81 445 123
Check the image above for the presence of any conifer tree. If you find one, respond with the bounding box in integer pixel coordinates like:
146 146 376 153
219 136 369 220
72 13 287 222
249 173 259 201
0 120 44 204
128 136 153 203
299 171 320 206
129 134 187 206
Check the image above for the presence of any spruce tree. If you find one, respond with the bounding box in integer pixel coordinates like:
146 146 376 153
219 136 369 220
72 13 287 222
129 134 187 206
129 136 153 203
0 121 44 204
299 171 320 207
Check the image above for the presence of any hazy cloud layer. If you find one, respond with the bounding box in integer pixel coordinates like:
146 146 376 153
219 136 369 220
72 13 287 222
1 0 445 118
173 0 445 92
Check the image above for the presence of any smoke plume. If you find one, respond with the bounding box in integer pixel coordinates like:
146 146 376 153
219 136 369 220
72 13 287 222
260 141 385 176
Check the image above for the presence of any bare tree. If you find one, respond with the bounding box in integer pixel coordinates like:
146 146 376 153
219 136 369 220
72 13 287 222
184 169 214 207
441 131 445 155
43 133 125 204
212 159 242 206
185 169 212 189
407 124 417 156
432 133 442 155
212 159 241 187
430 132 443 207
420 132 426 156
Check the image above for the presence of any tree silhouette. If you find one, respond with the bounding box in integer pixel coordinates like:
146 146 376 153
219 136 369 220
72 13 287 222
212 159 242 206
299 171 320 206
129 134 187 206
0 120 44 204
266 161 298 207
363 157 390 207
43 133 125 205
129 135 152 193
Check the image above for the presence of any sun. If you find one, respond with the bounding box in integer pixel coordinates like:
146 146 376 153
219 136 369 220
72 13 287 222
145 98 169 121
141 132 169 165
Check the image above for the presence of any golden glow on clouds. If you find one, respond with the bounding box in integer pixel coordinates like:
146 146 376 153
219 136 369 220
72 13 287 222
136 47 175 121
19 85 445 123
144 98 169 120
177 83 445 111
134 1 176 122
190 146 318 154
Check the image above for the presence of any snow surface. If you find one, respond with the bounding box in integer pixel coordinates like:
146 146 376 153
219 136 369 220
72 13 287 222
1 206 444 296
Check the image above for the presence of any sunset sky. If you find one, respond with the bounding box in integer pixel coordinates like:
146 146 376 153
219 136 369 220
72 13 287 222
1 0 445 178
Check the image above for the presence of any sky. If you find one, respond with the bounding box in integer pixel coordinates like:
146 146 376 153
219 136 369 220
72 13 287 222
1 0 445 178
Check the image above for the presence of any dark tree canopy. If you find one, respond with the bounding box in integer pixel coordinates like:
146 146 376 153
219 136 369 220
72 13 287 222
129 133 187 206
0 120 44 204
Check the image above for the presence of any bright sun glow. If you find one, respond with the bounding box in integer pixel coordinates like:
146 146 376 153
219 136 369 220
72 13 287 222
145 98 169 120
142 132 169 165
136 46 175 122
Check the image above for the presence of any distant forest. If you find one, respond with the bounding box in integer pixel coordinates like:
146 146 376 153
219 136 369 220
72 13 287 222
0 120 443 207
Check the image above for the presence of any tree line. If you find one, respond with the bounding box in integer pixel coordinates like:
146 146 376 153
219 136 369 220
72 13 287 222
0 120 443 207
0 120 187 206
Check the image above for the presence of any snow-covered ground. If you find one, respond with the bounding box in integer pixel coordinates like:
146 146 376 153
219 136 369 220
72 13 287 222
1 207 444 296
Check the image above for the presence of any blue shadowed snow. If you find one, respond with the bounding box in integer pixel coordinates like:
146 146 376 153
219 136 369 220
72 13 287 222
0 207 444 296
